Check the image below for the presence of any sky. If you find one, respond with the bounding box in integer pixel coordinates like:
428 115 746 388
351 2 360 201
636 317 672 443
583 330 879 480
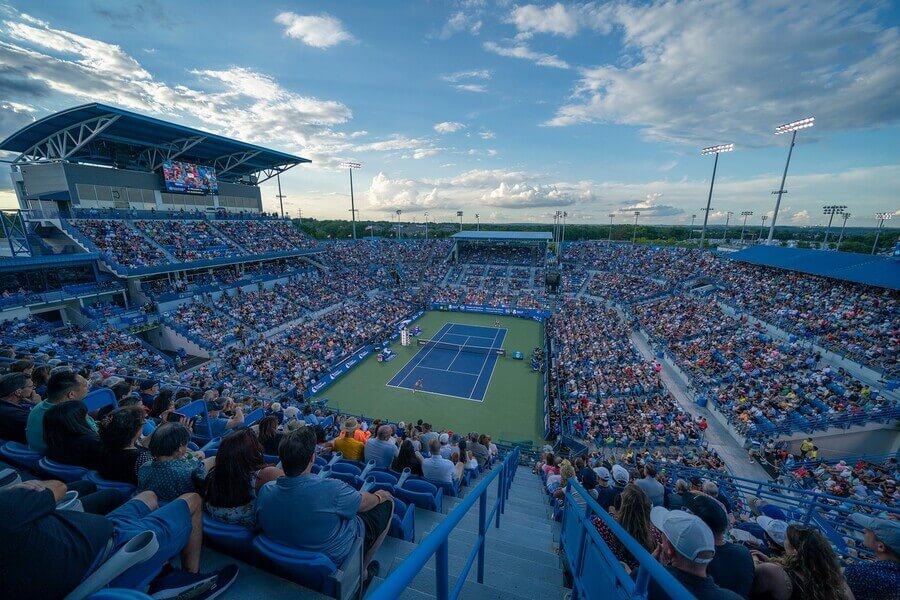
0 0 899 228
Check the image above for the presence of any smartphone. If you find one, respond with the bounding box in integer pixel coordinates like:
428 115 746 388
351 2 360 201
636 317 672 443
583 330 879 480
166 412 186 423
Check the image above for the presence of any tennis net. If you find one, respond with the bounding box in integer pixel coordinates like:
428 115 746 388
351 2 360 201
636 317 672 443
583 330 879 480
417 338 505 356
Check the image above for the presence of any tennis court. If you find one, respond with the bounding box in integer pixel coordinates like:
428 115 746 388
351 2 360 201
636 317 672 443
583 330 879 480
386 323 507 401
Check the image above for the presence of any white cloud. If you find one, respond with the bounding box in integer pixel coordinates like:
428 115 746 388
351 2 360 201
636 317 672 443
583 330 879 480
413 148 441 159
438 11 482 39
509 3 578 37
478 130 495 139
434 121 465 134
454 83 488 93
442 69 491 93
365 172 440 211
619 193 684 217
275 12 354 49
790 210 810 224
483 41 570 69
547 1 900 144
482 181 577 208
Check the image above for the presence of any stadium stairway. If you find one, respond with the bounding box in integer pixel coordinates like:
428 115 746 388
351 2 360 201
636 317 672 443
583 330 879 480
123 220 180 263
367 466 567 599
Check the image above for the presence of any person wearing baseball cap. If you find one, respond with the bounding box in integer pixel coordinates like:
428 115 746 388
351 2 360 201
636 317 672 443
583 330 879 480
688 494 755 598
647 506 742 599
844 513 900 600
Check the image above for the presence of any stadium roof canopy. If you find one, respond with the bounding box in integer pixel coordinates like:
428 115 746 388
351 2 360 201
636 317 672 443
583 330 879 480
0 103 309 184
451 231 553 241
727 246 900 290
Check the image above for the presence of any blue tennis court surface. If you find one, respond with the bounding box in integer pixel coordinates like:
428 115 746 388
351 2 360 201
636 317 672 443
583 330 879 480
386 323 507 401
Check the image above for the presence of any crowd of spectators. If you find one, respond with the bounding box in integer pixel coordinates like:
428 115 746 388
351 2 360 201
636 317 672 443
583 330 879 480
68 219 168 268
778 454 898 508
134 219 240 262
585 272 671 304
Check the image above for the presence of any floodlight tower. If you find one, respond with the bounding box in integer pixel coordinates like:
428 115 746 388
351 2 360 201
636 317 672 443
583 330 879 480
395 209 402 240
723 211 734 243
424 212 429 241
632 211 641 245
275 173 287 219
699 143 734 248
608 213 615 242
768 117 814 245
739 211 753 244
835 212 850 251
561 211 568 245
457 210 464 232
872 212 893 254
821 205 846 250
759 215 768 243
475 213 480 231
341 162 362 240
689 214 697 242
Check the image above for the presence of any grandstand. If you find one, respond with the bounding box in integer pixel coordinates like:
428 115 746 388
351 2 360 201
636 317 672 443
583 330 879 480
1 105 899 600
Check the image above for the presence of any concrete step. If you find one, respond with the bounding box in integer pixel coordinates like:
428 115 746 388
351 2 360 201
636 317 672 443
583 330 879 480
447 527 557 560
200 547 329 599
456 506 554 534
393 562 564 600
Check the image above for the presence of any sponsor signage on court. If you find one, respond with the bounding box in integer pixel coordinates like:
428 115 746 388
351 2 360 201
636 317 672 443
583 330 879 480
429 302 550 321
307 347 372 397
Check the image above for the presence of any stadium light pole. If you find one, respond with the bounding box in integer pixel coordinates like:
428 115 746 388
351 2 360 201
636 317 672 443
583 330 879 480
872 212 892 254
699 143 734 248
275 173 287 219
689 214 696 242
739 211 753 244
396 209 402 240
457 210 464 232
821 205 846 250
475 213 480 231
768 117 814 245
561 211 568 246
608 213 615 242
341 162 362 240
632 211 640 245
835 212 850 251
723 211 734 243
424 212 429 241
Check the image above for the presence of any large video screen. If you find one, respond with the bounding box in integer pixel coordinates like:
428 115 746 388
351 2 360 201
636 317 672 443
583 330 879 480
161 160 218 195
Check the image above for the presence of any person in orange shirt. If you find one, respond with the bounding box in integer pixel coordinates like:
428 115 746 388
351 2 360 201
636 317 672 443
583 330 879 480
354 421 372 443
332 417 365 461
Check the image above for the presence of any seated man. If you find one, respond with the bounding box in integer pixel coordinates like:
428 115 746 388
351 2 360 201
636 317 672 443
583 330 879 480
0 479 237 599
364 424 399 468
257 427 393 584
332 417 365 461
421 438 464 485
0 371 38 443
195 398 244 439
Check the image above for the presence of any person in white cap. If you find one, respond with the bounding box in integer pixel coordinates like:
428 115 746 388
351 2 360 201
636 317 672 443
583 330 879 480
843 513 900 600
647 507 742 599
593 467 619 511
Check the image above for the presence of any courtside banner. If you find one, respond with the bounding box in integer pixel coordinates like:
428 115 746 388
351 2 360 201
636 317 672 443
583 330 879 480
307 346 372 397
428 302 550 320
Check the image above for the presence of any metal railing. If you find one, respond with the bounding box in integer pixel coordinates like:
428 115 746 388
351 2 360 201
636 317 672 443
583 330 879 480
368 447 519 600
561 480 696 600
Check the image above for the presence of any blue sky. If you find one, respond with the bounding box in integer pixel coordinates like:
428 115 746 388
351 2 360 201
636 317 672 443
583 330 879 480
1 0 898 227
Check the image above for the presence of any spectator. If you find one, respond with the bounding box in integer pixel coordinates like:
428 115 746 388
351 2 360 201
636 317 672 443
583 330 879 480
581 468 599 500
701 480 733 514
421 438 464 485
139 379 159 409
688 494 755 598
0 372 36 443
364 425 399 468
149 389 174 421
751 524 852 600
333 417 365 461
592 485 663 571
204 429 283 528
0 479 237 598
469 433 490 468
196 398 244 439
647 507 742 599
43 400 103 469
31 365 50 398
441 433 459 460
256 427 393 585
843 514 900 600
26 370 89 453
635 463 665 507
256 415 283 456
139 423 213 502
419 423 438 449
392 439 423 476
594 467 619 510
666 479 692 510
98 406 151 484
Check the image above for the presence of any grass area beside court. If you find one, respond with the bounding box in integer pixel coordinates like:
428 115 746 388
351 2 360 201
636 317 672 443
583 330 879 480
315 310 546 444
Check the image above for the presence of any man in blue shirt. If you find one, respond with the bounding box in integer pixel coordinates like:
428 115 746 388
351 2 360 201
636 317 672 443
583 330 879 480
257 427 393 585
195 399 243 439
364 425 399 468
844 514 900 600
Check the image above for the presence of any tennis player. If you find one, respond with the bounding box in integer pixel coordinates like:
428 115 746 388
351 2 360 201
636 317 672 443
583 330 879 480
413 378 424 393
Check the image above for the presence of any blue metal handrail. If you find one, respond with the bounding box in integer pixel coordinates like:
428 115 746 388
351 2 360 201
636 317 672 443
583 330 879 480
368 448 519 600
562 480 696 600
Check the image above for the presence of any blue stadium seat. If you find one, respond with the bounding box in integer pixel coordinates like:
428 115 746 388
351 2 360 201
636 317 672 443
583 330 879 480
365 470 398 494
329 471 362 490
252 534 363 599
201 514 257 563
424 477 459 497
394 479 443 512
315 456 328 467
84 471 137 497
0 441 42 470
264 454 280 464
389 497 416 542
330 462 362 477
83 388 118 414
88 590 154 600
38 457 88 482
